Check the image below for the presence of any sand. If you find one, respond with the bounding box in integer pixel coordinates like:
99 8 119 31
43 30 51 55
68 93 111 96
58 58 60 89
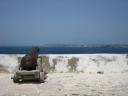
0 73 128 96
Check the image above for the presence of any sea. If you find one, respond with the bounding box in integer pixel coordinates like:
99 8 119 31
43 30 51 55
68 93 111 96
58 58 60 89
0 45 128 73
0 45 128 54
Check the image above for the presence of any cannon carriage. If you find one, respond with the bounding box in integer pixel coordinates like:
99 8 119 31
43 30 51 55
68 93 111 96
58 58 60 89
11 47 47 83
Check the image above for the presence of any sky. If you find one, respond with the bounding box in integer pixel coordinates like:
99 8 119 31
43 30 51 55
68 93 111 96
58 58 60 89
0 0 128 46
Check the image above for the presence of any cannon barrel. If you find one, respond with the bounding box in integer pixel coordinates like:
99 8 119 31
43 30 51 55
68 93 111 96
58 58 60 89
20 47 39 70
26 47 39 58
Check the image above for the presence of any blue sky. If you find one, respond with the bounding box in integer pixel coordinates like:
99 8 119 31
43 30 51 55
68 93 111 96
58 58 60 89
0 0 128 46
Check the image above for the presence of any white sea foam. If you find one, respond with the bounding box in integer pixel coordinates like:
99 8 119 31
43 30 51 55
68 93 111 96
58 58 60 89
0 54 127 73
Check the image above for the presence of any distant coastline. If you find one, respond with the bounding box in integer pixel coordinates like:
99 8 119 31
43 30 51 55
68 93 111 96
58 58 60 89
0 44 128 48
42 44 128 48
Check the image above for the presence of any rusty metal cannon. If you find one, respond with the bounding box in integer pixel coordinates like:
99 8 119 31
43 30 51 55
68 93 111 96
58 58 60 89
11 47 47 83
20 47 39 70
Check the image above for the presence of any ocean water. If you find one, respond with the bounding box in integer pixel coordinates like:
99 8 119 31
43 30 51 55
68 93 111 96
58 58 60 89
0 46 128 73
0 46 128 54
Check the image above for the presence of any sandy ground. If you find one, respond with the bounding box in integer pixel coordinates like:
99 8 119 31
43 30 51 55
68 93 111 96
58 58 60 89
0 73 128 96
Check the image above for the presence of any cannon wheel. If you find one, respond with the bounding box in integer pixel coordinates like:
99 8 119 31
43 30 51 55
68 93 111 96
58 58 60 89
12 74 19 83
39 72 45 83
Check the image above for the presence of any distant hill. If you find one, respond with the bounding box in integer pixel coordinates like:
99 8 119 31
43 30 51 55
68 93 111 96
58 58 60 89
43 44 128 48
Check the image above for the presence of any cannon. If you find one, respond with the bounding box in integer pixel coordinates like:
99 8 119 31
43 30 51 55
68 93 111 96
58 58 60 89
20 47 39 70
11 47 47 83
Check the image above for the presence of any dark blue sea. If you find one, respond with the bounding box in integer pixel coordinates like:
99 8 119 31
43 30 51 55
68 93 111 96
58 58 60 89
0 46 128 54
